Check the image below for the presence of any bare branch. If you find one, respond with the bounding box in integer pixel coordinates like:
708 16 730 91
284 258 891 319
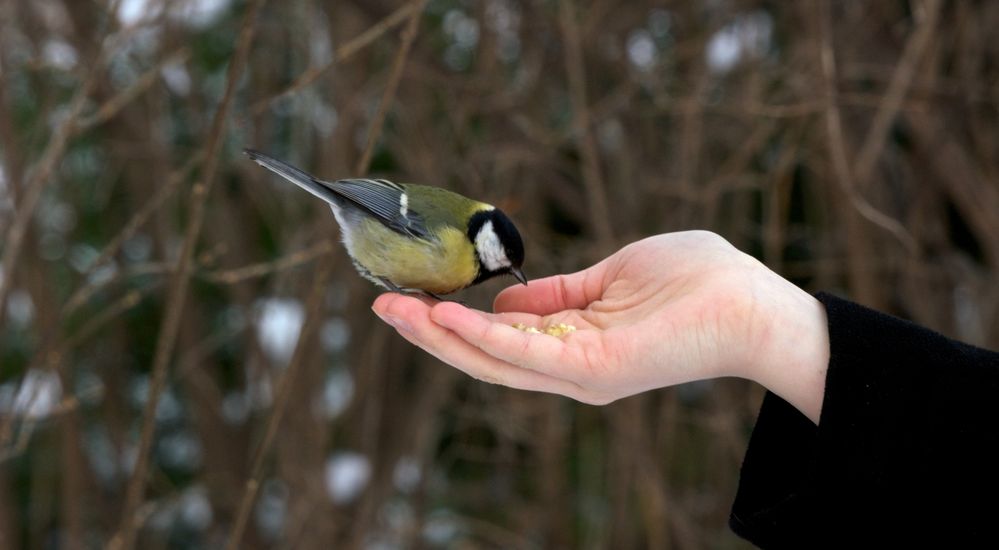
355 1 427 175
0 55 103 328
250 0 424 115
817 0 918 255
107 1 267 548
201 240 334 284
854 0 943 186
62 153 203 318
225 3 427 547
78 48 191 131
559 0 615 252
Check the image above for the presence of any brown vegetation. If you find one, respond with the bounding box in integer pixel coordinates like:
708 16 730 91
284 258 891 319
0 0 997 548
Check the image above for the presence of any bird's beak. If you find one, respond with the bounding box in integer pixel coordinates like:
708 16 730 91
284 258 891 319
511 267 528 286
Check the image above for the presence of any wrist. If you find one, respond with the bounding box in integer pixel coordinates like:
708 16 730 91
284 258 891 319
747 277 830 424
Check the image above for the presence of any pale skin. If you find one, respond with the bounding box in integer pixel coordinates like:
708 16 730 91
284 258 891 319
372 231 831 424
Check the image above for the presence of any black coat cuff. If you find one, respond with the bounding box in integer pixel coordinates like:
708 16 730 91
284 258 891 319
730 292 999 547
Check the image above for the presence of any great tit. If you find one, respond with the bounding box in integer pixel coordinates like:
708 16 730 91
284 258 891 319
244 149 527 298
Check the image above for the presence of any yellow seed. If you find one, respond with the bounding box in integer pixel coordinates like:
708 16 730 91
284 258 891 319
511 322 576 337
544 323 577 337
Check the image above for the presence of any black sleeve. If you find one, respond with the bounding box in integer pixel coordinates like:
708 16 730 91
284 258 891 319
729 292 999 548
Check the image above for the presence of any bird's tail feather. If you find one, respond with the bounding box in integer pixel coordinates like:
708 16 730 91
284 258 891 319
243 149 342 206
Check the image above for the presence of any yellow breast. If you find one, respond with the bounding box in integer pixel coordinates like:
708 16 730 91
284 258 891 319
347 218 478 294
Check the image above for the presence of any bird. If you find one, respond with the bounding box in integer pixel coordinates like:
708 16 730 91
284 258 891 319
244 149 527 299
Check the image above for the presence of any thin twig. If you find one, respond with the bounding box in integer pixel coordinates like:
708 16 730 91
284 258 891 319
817 0 918 254
356 1 426 175
63 239 323 328
703 120 777 195
7 285 159 448
201 240 334 284
0 10 149 326
63 290 146 350
559 0 614 250
222 242 336 550
0 417 38 463
853 0 942 186
78 48 191 131
224 3 427 548
106 1 266 549
62 153 203 317
0 53 104 328
0 380 106 463
0 279 153 456
250 0 423 115
0 43 139 486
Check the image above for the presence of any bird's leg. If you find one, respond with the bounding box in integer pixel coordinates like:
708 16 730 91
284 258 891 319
375 276 406 293
375 277 452 302
424 291 469 306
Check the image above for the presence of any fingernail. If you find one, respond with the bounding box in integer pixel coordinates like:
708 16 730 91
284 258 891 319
374 310 412 333
391 316 413 333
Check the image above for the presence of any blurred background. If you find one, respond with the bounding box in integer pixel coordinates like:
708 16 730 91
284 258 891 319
1 0 997 548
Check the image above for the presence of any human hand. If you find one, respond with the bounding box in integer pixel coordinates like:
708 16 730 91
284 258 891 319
372 231 829 422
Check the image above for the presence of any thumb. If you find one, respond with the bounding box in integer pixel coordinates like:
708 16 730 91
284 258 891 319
493 264 606 315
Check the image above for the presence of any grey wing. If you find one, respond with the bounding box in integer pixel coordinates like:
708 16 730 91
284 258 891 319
330 178 431 240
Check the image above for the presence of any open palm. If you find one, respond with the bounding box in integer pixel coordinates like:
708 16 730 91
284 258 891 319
373 231 827 417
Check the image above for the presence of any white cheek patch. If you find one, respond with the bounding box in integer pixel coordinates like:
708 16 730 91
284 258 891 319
474 220 511 271
399 193 408 218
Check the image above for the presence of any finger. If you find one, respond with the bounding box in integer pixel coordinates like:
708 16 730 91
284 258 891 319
493 265 606 315
372 292 437 312
431 301 592 382
372 293 427 332
374 294 541 330
372 294 595 400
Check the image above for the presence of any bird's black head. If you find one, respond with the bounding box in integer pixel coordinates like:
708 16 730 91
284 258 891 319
467 208 527 286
